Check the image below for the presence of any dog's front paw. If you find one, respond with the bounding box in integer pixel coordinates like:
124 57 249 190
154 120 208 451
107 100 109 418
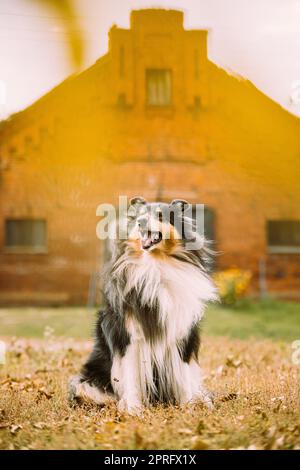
68 375 82 404
117 398 144 416
191 389 215 410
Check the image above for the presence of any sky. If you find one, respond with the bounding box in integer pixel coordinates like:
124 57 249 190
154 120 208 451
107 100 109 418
0 0 300 119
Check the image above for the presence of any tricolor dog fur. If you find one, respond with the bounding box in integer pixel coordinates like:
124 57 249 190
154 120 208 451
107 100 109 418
69 197 218 415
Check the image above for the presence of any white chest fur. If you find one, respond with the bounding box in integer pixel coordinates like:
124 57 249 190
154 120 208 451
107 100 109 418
123 253 217 343
111 254 218 408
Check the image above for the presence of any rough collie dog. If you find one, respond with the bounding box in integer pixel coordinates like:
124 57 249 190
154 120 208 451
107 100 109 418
69 197 218 415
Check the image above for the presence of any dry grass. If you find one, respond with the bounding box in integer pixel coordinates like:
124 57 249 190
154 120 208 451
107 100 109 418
1 334 300 450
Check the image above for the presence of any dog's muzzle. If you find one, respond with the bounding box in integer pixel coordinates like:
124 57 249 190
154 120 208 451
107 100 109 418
140 229 162 250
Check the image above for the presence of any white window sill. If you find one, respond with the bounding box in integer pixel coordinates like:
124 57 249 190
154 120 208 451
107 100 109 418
3 246 48 255
268 246 300 254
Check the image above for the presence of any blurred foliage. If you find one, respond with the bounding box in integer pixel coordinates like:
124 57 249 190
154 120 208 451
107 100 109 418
28 0 85 68
214 268 252 306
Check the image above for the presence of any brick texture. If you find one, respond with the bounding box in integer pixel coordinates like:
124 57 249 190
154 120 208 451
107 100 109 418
0 9 300 305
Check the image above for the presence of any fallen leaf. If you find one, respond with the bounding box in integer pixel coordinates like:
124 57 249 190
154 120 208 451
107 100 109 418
191 436 210 450
0 378 12 386
271 396 284 402
274 436 285 449
267 426 277 439
215 365 224 376
10 424 22 435
220 393 238 402
33 422 47 430
37 387 54 400
178 428 193 435
226 355 242 368
0 423 10 430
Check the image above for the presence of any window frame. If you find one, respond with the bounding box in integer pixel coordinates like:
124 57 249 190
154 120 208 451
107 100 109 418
3 218 48 254
267 220 300 254
145 68 173 107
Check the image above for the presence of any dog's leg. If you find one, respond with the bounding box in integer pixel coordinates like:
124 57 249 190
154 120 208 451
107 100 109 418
165 348 193 405
185 360 214 409
176 361 193 405
68 375 115 406
111 343 144 416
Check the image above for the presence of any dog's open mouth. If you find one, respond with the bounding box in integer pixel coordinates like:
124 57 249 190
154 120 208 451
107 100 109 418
140 230 162 250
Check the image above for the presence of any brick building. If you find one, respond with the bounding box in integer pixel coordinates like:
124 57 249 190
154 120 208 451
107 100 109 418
0 9 300 305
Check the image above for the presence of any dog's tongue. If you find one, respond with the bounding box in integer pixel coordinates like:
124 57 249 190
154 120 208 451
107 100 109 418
141 231 161 250
142 231 153 250
142 237 152 250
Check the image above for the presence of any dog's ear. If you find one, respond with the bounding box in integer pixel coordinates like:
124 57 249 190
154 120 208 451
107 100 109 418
170 199 189 211
128 197 147 216
129 196 147 207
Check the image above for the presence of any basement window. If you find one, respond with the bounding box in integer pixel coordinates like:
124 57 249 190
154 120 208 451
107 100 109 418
146 69 172 106
267 220 300 254
4 219 47 253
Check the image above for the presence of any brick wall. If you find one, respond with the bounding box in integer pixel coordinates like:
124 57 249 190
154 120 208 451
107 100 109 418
0 9 300 305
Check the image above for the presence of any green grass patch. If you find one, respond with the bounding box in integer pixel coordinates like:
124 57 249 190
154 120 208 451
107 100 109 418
204 299 300 341
0 299 299 341
0 307 95 339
